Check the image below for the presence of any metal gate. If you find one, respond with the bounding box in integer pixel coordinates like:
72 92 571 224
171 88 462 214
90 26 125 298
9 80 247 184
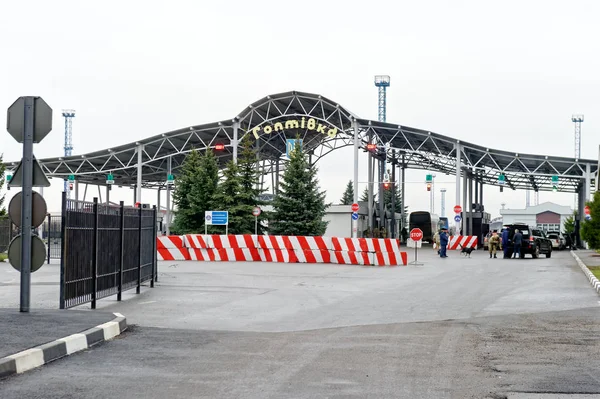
60 193 157 309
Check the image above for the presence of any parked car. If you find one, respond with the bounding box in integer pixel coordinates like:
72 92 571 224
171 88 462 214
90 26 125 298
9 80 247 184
502 224 553 259
546 232 566 250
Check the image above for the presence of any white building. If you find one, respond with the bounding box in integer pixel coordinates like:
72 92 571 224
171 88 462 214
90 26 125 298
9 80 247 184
499 202 573 233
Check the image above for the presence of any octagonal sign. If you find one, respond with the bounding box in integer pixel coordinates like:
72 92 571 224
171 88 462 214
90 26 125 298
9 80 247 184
6 96 53 143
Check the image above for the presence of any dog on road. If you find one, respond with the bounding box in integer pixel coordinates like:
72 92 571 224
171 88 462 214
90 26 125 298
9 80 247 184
459 244 474 258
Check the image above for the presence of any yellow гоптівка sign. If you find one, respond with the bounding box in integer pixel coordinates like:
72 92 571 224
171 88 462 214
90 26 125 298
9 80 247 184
251 117 338 139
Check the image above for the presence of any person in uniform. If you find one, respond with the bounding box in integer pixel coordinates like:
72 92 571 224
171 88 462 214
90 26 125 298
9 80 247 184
501 227 510 259
439 228 449 258
489 230 500 258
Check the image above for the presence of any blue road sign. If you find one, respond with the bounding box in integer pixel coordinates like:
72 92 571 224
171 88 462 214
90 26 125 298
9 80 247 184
351 212 359 221
454 215 462 222
205 211 228 225
585 214 591 221
286 139 303 159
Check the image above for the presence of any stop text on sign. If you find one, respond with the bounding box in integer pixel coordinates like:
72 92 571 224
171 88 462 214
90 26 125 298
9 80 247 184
251 118 338 140
410 228 423 241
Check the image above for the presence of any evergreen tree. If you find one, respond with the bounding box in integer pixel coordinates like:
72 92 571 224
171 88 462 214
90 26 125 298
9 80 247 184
212 160 248 234
581 192 600 249
270 139 330 236
340 180 354 205
563 211 576 235
172 148 219 234
237 134 268 234
0 156 5 217
383 184 403 214
360 186 369 202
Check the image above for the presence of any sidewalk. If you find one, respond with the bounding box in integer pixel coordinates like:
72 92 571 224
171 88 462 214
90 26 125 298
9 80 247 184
573 250 600 267
571 250 600 295
0 309 126 378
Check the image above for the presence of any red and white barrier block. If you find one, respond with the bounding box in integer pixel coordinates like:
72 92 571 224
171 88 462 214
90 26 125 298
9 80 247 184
188 247 261 262
448 236 478 250
159 234 408 266
184 234 257 250
157 236 190 261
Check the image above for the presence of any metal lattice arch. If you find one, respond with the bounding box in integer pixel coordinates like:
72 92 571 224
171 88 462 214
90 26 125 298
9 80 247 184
4 90 598 194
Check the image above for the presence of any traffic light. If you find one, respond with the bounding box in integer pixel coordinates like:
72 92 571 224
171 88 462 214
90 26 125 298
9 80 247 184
366 143 377 152
69 183 74 191
384 182 390 190
552 175 558 192
426 183 431 191
214 143 225 151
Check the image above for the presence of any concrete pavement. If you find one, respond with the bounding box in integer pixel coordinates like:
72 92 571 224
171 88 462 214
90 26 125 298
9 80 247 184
0 309 127 379
0 307 598 398
1 248 599 397
92 249 599 332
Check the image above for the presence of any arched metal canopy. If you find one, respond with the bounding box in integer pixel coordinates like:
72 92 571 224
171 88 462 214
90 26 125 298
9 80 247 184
3 91 597 193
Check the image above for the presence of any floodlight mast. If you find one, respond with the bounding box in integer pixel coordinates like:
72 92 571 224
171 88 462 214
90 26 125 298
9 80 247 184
62 109 76 199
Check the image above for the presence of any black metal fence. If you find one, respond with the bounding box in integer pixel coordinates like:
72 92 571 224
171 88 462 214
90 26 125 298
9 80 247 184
0 217 13 253
60 192 157 309
42 215 62 260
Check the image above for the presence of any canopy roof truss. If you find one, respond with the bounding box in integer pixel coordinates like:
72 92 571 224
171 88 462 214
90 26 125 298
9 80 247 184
3 91 597 193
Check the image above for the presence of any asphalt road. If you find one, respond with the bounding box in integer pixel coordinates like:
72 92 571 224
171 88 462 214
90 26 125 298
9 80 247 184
1 249 599 398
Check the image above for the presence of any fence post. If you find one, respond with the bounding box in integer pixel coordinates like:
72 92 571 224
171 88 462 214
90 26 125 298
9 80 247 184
151 205 157 287
91 197 98 309
46 214 51 264
59 192 67 309
137 205 142 294
117 201 124 301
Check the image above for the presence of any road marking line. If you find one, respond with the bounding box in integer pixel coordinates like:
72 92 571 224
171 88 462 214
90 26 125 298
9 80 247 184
138 301 156 305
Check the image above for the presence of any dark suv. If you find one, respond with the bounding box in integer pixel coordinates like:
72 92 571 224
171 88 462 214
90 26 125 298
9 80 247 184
502 224 553 259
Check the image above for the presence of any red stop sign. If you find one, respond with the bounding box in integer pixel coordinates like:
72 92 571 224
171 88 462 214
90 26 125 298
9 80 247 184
410 228 423 241
351 203 359 212
584 205 591 215
454 205 462 214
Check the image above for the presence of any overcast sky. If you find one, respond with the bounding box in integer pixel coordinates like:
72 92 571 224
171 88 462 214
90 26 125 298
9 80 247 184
1 0 599 218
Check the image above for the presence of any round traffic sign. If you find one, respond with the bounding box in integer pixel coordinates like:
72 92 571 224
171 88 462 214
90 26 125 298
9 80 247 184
454 205 462 214
585 214 592 221
584 205 591 215
454 215 462 222
8 235 46 273
252 207 262 216
351 213 359 221
410 228 424 241
351 203 359 212
8 191 48 228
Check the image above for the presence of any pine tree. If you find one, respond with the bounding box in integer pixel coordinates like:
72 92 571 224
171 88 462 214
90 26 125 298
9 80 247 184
360 186 369 202
212 160 248 234
563 211 576 235
172 148 219 234
0 156 5 217
581 192 600 249
270 139 330 236
383 184 403 214
340 180 354 205
237 134 268 234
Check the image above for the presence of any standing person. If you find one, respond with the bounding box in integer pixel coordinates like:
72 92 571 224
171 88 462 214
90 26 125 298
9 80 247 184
489 230 500 258
434 229 441 253
502 227 510 259
439 228 449 258
512 229 522 259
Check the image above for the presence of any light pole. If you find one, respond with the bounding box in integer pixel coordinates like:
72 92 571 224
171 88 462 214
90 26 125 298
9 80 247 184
440 188 446 217
430 174 437 214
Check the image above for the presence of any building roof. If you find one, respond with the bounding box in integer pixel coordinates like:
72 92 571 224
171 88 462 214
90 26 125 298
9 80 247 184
499 202 573 215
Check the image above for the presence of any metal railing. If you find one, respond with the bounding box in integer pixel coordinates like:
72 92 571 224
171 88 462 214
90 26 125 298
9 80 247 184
60 192 157 309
